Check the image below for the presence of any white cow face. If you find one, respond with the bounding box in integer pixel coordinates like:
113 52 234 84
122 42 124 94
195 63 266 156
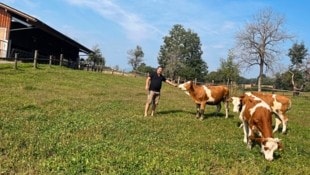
231 97 241 113
178 81 192 91
261 138 281 161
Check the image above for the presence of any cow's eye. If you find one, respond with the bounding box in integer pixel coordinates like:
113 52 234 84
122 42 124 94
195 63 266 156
264 147 269 151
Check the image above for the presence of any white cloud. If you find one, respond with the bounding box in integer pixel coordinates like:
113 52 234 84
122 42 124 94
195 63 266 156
65 0 160 42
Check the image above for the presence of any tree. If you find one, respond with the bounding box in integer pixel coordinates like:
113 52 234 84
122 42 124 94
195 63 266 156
274 72 291 90
235 8 293 91
87 45 105 71
136 63 155 74
287 42 308 95
128 45 144 71
217 49 240 84
158 24 207 81
288 42 308 70
205 71 224 84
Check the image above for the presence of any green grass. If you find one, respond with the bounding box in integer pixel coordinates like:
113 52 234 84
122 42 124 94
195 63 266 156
0 63 309 174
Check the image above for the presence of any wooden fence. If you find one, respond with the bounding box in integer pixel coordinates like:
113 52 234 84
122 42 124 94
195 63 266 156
0 50 78 69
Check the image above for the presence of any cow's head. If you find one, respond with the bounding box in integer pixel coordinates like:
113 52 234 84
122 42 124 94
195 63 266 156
231 96 242 113
178 81 193 91
257 137 282 161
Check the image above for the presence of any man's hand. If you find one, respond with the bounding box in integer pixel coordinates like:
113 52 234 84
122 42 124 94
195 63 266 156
170 82 178 87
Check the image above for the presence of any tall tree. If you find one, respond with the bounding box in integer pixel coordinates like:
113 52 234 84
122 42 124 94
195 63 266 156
288 42 308 70
87 45 105 70
128 45 144 71
235 8 293 91
158 24 207 80
274 72 292 90
205 71 224 84
217 49 240 84
136 63 155 74
288 42 308 95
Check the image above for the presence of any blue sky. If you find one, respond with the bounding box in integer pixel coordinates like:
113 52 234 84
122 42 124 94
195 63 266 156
3 0 310 78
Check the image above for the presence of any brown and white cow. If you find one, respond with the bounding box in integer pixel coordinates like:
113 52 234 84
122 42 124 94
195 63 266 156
178 81 229 120
238 95 283 161
232 92 291 134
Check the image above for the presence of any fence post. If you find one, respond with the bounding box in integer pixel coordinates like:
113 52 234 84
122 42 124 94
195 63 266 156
49 55 52 67
77 57 80 70
33 50 38 69
14 53 18 69
59 54 63 66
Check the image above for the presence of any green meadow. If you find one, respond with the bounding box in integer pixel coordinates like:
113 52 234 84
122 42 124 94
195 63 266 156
0 63 309 174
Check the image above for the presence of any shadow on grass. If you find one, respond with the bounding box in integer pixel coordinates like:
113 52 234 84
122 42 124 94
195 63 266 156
156 110 235 119
156 109 192 115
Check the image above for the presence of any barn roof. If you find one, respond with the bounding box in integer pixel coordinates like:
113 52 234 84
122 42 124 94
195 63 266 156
0 2 93 61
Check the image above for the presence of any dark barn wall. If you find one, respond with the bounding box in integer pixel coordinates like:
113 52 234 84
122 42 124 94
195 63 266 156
10 28 79 60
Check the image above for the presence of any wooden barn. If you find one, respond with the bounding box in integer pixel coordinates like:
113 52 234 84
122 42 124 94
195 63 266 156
0 3 93 67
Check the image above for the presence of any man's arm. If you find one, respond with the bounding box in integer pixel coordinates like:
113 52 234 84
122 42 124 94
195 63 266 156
165 79 177 87
145 76 151 90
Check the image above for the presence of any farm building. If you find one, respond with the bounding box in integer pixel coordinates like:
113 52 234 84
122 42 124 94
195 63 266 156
0 2 93 67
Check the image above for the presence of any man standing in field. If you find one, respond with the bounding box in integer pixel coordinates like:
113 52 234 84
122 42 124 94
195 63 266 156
144 66 177 117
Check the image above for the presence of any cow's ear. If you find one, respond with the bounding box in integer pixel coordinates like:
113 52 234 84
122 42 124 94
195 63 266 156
278 142 283 151
274 138 283 151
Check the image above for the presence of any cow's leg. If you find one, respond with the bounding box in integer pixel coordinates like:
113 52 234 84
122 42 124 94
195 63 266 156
215 103 221 117
282 114 289 134
239 111 244 128
242 120 248 144
247 128 253 149
196 103 201 118
224 100 229 118
238 105 249 144
276 113 288 134
273 112 287 134
199 102 206 120
273 117 281 133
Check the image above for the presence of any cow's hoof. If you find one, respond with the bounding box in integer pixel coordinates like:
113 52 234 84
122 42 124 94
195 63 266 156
247 144 252 150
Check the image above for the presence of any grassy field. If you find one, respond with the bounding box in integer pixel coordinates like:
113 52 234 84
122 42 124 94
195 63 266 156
0 63 309 174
